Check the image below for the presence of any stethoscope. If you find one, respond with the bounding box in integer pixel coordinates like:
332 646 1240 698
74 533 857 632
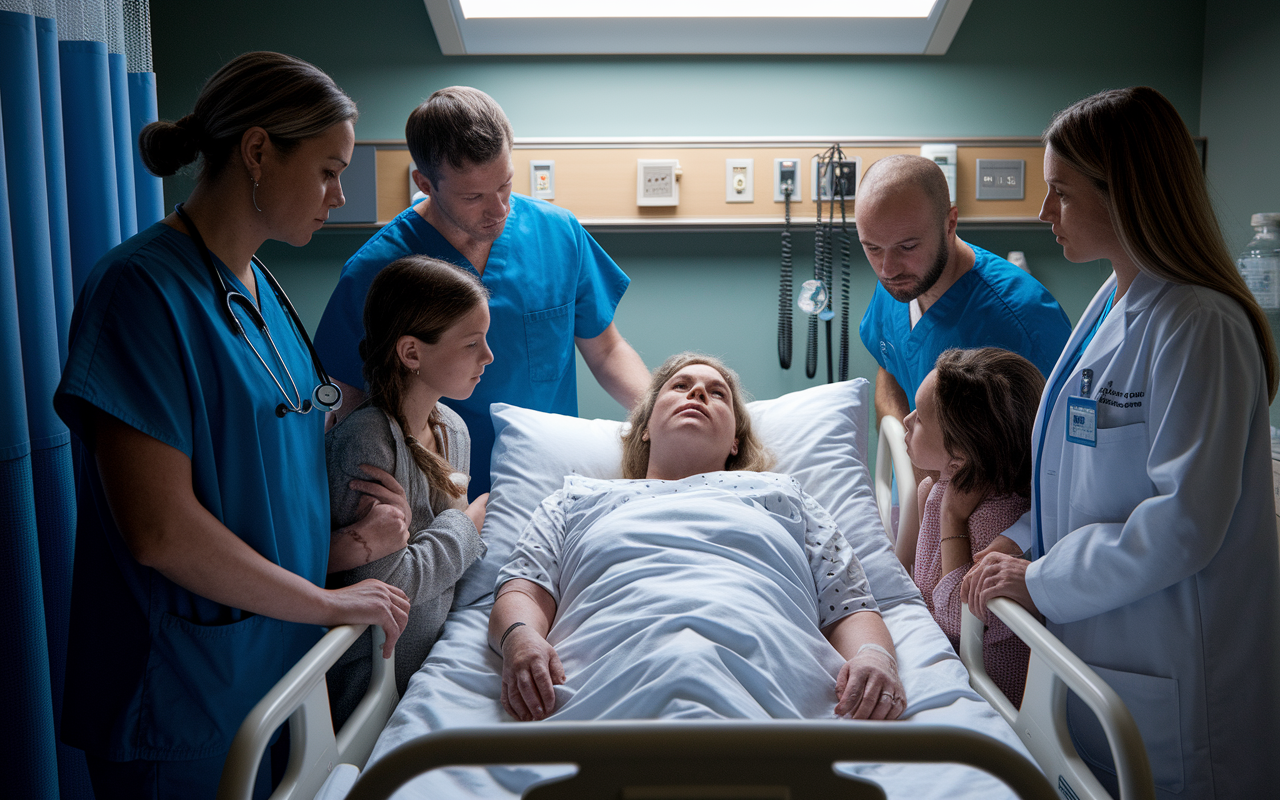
175 203 342 418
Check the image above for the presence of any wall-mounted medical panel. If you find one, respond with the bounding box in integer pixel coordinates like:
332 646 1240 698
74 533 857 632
341 138 1062 231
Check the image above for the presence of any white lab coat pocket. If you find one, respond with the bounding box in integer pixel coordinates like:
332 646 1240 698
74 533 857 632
1068 422 1151 525
1067 664 1184 793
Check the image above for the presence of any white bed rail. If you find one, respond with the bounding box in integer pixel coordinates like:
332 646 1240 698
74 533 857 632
879 409 1154 800
216 624 398 800
874 415 919 545
960 601 1154 800
344 720 1059 800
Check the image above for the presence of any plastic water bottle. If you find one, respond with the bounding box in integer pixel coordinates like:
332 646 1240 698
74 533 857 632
1238 213 1280 333
1239 213 1280 453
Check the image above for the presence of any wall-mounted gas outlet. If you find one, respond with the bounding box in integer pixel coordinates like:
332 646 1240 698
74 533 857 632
774 158 801 203
811 156 861 202
725 158 753 203
920 143 958 204
975 159 1025 200
530 160 555 200
637 159 680 207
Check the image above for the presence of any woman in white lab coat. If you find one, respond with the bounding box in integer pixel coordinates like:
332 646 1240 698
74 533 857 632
962 86 1280 799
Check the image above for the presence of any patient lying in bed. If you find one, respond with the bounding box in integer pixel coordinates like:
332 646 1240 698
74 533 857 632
488 353 907 724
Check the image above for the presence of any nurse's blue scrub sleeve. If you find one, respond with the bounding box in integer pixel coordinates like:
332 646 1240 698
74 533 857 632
54 222 329 761
313 194 630 495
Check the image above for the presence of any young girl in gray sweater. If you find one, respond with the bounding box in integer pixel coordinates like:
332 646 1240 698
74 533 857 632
325 255 492 728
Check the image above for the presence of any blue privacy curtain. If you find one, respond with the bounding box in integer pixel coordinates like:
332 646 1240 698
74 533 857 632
0 1 161 798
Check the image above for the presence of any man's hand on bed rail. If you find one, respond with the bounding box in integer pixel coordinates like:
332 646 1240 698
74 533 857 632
960 552 1039 623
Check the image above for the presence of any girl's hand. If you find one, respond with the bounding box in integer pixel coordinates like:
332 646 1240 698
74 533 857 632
834 645 906 721
940 480 985 527
324 578 411 658
351 464 411 524
500 625 566 721
465 493 489 535
329 500 408 572
960 552 1039 622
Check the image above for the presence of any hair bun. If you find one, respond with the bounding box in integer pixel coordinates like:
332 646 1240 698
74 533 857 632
138 117 202 177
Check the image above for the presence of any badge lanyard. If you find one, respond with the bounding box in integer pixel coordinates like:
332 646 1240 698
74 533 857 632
1032 288 1116 557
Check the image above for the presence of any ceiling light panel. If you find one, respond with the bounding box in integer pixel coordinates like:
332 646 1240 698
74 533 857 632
458 1 937 19
425 0 971 55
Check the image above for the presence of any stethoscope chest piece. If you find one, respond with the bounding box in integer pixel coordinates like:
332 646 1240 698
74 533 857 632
175 203 341 420
312 382 342 412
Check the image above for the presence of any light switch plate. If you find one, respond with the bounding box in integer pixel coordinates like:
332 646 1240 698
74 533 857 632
530 160 555 200
976 158 1025 200
637 159 679 207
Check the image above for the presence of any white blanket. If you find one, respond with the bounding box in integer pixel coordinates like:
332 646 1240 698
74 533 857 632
496 474 877 721
366 476 1036 799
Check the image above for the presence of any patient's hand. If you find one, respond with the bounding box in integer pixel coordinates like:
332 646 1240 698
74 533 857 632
835 644 906 721
500 626 566 722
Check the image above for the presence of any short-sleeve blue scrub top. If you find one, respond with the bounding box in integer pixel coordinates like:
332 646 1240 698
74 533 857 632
313 194 630 496
54 222 328 762
858 244 1072 411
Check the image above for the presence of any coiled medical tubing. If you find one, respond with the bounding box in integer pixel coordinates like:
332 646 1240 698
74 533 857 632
778 145 853 382
777 183 794 370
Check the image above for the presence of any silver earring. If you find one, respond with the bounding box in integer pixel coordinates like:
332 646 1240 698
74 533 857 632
414 369 420 376
252 179 263 212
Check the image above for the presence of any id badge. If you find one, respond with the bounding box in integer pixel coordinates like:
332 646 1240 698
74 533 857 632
1065 396 1098 447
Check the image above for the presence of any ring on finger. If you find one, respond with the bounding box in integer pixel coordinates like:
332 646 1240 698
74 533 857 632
879 691 897 704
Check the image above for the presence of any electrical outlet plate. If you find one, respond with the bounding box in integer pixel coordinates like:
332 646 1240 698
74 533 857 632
975 158 1025 200
529 160 555 200
810 156 862 202
725 158 753 203
919 143 958 204
637 159 680 207
774 157 802 203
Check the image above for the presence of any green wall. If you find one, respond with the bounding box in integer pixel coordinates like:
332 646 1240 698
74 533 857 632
154 0 1207 422
1201 0 1280 256
1201 0 1280 428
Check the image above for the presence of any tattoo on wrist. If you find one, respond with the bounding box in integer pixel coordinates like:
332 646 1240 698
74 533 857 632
334 527 373 564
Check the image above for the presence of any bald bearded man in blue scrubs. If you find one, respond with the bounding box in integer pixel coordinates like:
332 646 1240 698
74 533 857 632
857 155 1071 428
315 87 648 496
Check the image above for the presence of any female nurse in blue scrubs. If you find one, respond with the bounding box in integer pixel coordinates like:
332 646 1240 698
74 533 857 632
54 52 410 799
962 87 1280 798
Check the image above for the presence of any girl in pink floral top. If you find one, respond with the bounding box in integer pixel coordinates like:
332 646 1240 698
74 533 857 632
897 348 1045 707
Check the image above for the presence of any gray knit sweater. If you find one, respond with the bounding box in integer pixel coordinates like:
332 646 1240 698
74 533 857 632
324 404 485 729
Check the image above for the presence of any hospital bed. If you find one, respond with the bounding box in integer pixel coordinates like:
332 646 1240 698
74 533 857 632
218 379 1154 800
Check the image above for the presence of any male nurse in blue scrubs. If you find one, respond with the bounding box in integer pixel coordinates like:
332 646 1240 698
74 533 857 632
857 154 1071 439
315 87 649 496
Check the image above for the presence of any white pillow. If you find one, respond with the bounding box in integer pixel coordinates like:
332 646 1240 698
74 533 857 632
452 378 920 609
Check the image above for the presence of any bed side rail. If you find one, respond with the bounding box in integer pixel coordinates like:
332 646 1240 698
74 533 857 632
216 624 398 800
960 600 1154 800
345 720 1058 800
874 415 919 545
